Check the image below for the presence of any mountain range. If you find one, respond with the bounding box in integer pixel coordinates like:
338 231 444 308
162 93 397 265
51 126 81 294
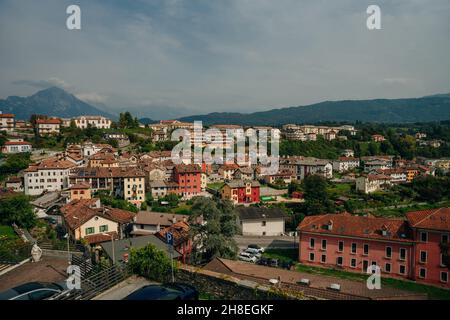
1 87 450 125
178 96 450 125
0 87 114 120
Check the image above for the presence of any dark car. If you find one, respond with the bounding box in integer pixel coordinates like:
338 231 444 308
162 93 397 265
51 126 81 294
0 282 64 300
257 257 269 266
123 283 198 300
269 258 279 267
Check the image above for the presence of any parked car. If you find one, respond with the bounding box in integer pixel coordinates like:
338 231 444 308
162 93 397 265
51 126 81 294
247 244 265 253
0 282 64 300
269 258 279 267
124 283 198 300
244 249 261 259
238 252 258 263
257 257 269 266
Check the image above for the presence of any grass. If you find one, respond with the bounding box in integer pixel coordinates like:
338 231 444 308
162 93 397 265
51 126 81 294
0 225 17 240
262 248 298 263
295 264 450 300
327 183 353 196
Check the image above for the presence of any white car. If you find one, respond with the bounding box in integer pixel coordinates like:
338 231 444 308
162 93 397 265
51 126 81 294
246 245 265 254
238 252 257 263
244 249 261 259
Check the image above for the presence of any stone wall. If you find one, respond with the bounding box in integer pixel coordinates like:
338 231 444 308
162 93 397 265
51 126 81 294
176 265 311 300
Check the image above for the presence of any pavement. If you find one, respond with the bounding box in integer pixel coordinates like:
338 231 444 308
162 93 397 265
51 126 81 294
0 256 69 292
234 235 298 250
92 276 154 300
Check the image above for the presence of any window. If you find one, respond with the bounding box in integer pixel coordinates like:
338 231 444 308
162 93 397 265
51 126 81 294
321 254 326 263
385 263 391 273
99 225 108 232
363 260 369 272
261 221 266 227
441 272 448 283
351 243 357 254
363 244 369 255
338 241 344 252
309 238 315 249
336 256 343 266
309 252 315 261
385 246 392 258
399 248 407 261
442 234 449 244
420 232 428 242
419 268 427 279
420 251 427 264
321 239 327 250
350 258 357 268
399 265 406 275
85 227 95 235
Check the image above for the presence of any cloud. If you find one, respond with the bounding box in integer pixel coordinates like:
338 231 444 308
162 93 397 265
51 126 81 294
12 77 71 90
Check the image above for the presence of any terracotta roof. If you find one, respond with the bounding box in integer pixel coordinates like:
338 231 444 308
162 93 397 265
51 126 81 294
175 164 202 174
156 221 190 247
298 213 411 242
25 157 75 172
0 113 14 118
70 182 91 190
36 118 61 124
84 231 118 245
4 141 31 146
61 199 135 230
406 207 450 232
133 211 189 226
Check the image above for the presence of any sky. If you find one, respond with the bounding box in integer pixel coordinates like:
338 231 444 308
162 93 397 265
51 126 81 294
0 0 449 119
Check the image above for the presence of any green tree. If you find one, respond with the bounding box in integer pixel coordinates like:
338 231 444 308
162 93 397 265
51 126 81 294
189 197 238 264
128 243 174 282
0 194 36 228
302 175 335 215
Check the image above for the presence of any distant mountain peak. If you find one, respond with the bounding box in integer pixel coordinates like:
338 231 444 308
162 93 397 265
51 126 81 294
0 87 115 120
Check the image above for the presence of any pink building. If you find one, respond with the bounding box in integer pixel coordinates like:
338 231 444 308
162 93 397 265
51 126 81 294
298 208 450 288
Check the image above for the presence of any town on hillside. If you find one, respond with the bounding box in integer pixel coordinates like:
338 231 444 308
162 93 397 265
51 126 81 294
1 111 450 301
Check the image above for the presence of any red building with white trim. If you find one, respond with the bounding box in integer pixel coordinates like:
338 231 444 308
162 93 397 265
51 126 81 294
298 208 450 288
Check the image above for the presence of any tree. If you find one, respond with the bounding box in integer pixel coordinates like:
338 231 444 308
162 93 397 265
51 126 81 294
302 175 335 215
189 197 238 264
0 194 36 228
128 244 174 282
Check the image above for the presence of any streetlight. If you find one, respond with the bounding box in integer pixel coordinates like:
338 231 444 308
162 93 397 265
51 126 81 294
102 233 115 265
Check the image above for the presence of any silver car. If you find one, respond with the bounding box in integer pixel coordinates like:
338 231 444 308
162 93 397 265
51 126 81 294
0 282 64 300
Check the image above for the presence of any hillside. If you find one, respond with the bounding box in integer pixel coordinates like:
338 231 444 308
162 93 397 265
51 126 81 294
0 87 115 120
178 96 450 125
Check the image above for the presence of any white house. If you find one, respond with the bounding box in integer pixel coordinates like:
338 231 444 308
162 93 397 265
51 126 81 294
332 157 360 173
1 140 32 154
24 157 75 196
36 118 61 135
356 174 392 194
0 112 15 132
73 116 112 129
236 207 286 236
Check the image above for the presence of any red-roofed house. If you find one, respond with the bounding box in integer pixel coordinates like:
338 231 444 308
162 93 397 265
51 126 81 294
156 221 192 263
36 118 61 135
0 113 15 131
1 140 32 154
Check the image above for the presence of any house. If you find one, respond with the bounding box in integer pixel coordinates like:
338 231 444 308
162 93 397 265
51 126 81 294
24 157 76 195
1 140 32 154
73 115 112 129
221 180 260 205
156 221 192 263
69 182 92 201
292 158 333 180
61 198 135 245
81 142 115 157
88 152 118 168
236 206 286 236
361 156 393 172
372 134 386 142
355 174 392 194
131 211 190 235
232 167 254 180
263 170 294 185
297 213 414 281
219 163 239 180
36 118 61 135
297 208 450 288
324 130 337 141
415 132 427 139
0 113 15 131
5 176 23 192
332 157 360 173
374 168 407 184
